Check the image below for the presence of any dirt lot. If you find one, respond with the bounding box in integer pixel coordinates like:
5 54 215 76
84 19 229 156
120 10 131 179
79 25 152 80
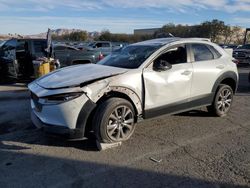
0 67 249 188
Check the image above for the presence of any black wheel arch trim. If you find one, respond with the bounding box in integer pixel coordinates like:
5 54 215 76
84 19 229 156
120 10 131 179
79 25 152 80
212 71 238 93
75 99 97 138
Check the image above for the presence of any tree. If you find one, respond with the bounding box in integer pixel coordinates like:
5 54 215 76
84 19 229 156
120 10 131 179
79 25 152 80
199 19 228 42
98 30 112 41
52 31 88 41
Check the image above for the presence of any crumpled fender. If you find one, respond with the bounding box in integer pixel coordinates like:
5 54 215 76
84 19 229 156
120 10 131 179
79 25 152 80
81 79 143 115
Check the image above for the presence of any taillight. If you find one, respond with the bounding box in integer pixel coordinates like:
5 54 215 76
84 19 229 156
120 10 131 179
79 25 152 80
98 53 104 61
232 59 239 65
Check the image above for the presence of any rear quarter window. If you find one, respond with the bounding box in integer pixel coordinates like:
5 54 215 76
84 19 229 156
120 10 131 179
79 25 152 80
207 45 222 59
192 43 214 61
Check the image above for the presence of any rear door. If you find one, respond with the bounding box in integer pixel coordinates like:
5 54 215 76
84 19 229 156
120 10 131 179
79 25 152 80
189 43 222 98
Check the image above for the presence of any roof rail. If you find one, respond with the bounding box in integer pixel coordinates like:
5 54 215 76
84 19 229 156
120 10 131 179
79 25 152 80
185 38 211 42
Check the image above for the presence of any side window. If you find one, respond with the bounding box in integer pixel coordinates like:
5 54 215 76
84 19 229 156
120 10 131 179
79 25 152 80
156 45 187 65
102 43 110 47
16 41 26 52
95 43 102 48
192 44 214 61
34 41 47 53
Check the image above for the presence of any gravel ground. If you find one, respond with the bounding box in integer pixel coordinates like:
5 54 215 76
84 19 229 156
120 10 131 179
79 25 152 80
0 67 249 188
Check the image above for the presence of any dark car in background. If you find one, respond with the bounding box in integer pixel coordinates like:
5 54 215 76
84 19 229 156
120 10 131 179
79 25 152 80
88 41 125 56
53 44 102 67
0 38 124 82
219 44 238 50
233 44 250 65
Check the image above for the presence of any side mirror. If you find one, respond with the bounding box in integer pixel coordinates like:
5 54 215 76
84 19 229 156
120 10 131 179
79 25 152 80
153 60 172 71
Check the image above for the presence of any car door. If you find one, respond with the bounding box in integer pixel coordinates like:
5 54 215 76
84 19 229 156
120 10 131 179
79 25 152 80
143 44 193 118
189 43 222 99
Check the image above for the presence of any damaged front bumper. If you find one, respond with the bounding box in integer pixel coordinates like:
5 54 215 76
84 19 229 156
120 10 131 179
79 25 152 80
31 111 85 139
29 82 96 139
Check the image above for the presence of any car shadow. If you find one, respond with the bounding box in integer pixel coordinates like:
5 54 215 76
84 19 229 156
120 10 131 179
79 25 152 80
0 149 248 188
0 123 99 152
175 109 215 117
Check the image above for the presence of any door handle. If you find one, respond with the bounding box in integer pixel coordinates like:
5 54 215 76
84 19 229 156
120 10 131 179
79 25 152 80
216 65 225 69
181 70 192 75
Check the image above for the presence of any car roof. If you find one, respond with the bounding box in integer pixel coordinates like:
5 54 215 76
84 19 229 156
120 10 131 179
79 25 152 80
133 37 211 46
53 44 79 50
17 38 46 41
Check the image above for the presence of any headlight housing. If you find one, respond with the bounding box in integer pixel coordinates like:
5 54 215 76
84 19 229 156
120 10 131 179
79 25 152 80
40 92 83 104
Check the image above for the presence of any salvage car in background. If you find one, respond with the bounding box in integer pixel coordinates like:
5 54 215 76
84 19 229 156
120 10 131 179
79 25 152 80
0 39 105 82
88 41 125 57
29 38 238 145
0 38 47 82
53 44 102 67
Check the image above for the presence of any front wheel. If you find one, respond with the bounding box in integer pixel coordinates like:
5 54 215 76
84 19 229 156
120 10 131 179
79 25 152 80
94 98 136 143
207 84 234 117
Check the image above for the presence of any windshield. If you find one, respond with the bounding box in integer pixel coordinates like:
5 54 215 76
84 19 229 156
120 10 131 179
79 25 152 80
97 45 161 69
0 41 5 47
237 44 250 49
0 39 17 51
88 42 96 48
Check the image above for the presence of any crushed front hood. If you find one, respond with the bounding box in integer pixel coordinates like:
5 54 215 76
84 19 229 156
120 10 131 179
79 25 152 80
36 64 128 89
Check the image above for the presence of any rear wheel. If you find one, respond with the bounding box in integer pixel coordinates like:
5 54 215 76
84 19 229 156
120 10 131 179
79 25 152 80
94 98 136 143
207 84 233 117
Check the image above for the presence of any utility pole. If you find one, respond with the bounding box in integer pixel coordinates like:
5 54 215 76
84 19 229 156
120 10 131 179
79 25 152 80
243 28 250 45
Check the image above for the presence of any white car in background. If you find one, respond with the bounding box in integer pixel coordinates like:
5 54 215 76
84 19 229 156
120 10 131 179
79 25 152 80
28 38 238 144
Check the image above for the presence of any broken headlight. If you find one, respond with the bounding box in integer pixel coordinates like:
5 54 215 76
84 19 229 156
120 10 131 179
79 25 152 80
40 92 83 104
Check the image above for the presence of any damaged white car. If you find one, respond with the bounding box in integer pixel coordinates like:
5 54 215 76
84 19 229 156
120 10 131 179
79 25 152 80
28 38 238 143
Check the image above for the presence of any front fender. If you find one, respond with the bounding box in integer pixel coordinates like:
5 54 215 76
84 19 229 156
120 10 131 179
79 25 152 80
82 80 143 115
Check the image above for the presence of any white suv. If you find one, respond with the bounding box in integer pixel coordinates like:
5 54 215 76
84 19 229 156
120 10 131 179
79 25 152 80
28 38 238 143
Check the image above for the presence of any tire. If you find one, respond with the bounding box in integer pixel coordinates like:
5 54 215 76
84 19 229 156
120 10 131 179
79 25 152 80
207 84 234 117
93 98 136 143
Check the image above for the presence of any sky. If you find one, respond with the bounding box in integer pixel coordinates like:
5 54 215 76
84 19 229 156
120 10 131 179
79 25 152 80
0 0 250 35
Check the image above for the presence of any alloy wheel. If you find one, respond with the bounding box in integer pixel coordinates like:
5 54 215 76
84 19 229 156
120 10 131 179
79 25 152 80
106 105 134 141
217 88 232 113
